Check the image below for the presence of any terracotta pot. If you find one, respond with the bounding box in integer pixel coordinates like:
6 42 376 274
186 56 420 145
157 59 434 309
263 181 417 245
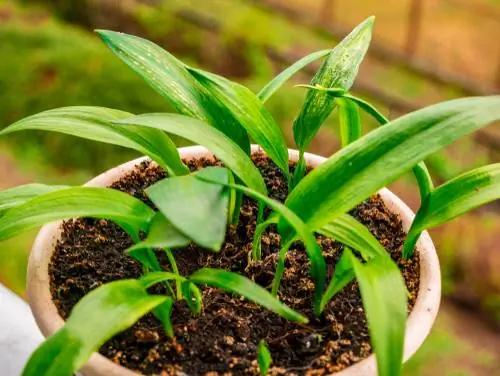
27 145 441 376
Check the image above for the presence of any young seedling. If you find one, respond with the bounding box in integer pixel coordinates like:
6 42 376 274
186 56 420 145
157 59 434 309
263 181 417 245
257 340 272 376
1 16 500 376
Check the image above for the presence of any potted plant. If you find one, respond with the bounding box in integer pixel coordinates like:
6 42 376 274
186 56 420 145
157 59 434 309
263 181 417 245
1 16 500 376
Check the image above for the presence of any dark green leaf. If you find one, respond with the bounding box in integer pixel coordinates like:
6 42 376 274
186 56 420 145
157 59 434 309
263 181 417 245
0 106 188 175
283 96 500 238
258 49 330 103
187 68 290 179
349 250 407 376
22 280 166 376
189 268 308 324
257 340 272 376
96 30 250 153
115 113 267 194
337 97 361 147
0 184 68 215
146 168 229 251
404 163 500 257
0 187 155 241
292 17 373 154
153 297 175 338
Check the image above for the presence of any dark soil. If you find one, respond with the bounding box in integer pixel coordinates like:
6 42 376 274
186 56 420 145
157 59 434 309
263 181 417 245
49 152 420 375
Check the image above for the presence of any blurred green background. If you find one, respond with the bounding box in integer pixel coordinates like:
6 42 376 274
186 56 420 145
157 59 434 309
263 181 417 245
1 0 500 374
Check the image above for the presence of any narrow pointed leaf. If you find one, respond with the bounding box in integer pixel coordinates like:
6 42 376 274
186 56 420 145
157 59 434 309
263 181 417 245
283 96 500 237
257 340 272 376
187 68 290 179
196 171 325 315
139 271 185 289
292 17 374 153
0 184 68 215
319 249 355 312
0 107 188 175
258 49 330 103
348 250 407 376
96 30 250 153
404 163 500 257
189 268 308 324
22 280 167 376
153 298 175 338
115 113 267 194
337 97 361 147
0 187 155 241
146 168 229 251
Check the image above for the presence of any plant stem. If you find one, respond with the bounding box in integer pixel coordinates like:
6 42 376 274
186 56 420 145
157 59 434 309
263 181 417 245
252 215 279 260
165 248 182 300
271 239 294 296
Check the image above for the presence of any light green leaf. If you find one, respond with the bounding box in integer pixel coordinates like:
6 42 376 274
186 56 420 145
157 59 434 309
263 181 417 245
138 271 185 289
319 249 355 312
283 96 500 238
0 187 155 241
181 280 203 315
187 68 290 180
96 30 250 153
196 171 325 316
22 279 166 376
0 184 68 215
115 113 267 194
0 106 188 176
146 168 229 251
126 212 191 253
337 97 361 147
292 17 373 154
189 268 308 324
257 340 272 376
153 297 175 338
257 49 330 103
404 163 500 257
349 249 407 376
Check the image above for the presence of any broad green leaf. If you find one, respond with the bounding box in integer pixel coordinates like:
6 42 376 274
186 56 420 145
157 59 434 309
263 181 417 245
0 187 155 241
303 86 434 201
187 68 290 179
115 113 267 194
0 184 68 215
22 280 166 376
337 97 361 147
257 340 272 376
404 163 500 257
283 96 500 238
258 49 330 103
292 17 373 154
153 297 175 338
189 268 308 324
348 249 407 376
318 213 386 259
196 171 325 315
0 107 188 176
146 168 229 251
126 212 191 253
181 280 203 315
96 30 250 153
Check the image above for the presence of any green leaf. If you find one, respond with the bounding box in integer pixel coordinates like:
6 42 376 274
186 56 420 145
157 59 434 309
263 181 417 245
187 68 290 180
0 187 155 241
126 212 191 253
257 340 272 376
257 49 330 103
138 271 185 289
283 96 500 238
181 280 203 315
196 171 325 316
292 17 373 154
319 249 355 312
96 30 250 153
337 97 361 147
252 215 279 260
0 184 68 215
146 168 229 251
318 213 386 259
271 238 295 296
404 163 500 257
189 268 308 324
348 249 407 376
22 279 166 376
303 86 435 201
115 113 267 194
0 106 188 176
153 297 175 338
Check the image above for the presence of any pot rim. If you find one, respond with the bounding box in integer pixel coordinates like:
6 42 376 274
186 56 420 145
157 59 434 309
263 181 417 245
27 145 441 376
